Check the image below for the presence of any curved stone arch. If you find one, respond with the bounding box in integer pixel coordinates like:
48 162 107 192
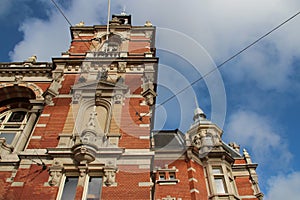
96 32 128 42
95 32 128 52
20 83 44 101
0 82 44 102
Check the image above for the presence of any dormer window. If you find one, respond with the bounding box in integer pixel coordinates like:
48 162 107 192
159 172 166 180
155 167 179 185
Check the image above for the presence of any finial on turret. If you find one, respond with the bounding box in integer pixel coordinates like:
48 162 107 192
121 5 127 15
193 96 206 121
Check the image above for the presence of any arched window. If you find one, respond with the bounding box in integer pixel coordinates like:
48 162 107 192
0 84 43 154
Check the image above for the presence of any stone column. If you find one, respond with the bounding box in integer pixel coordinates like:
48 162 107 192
14 110 38 152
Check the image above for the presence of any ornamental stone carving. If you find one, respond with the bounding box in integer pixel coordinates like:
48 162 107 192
48 161 63 186
117 62 126 73
103 167 117 186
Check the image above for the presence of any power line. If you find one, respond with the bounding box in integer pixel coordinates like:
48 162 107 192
50 0 72 26
144 10 300 117
50 0 299 122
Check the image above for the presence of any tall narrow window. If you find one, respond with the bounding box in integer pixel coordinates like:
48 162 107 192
212 167 227 194
86 177 102 200
214 178 226 194
61 177 79 200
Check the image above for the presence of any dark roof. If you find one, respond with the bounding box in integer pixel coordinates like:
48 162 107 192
152 129 185 150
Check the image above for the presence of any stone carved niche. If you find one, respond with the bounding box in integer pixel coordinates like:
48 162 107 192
141 64 157 106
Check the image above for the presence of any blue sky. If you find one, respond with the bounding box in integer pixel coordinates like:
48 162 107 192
1 0 300 199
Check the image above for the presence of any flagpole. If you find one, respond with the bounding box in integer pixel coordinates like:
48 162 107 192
105 0 111 52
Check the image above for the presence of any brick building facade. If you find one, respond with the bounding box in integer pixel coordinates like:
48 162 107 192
0 13 263 200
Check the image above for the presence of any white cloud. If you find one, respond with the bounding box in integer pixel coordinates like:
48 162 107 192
124 0 300 91
9 0 108 61
225 110 292 169
265 172 300 200
9 0 300 90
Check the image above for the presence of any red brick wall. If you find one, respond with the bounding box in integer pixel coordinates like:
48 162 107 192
235 176 255 196
2 165 58 200
187 160 208 200
29 98 71 148
59 74 79 94
102 169 151 200
154 160 193 200
35 83 51 92
234 159 246 165
69 36 93 54
119 74 151 149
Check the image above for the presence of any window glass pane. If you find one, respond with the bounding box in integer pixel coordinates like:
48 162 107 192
212 167 222 174
169 172 176 179
159 173 165 180
4 125 21 129
86 177 102 200
0 132 16 144
214 178 226 194
8 111 26 122
61 177 78 200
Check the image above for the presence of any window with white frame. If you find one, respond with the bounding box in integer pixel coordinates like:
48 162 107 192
60 175 102 200
0 109 29 146
212 166 227 194
159 172 166 180
86 177 102 200
61 176 79 200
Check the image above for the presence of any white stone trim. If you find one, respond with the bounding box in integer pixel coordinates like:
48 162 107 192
139 136 150 139
57 94 72 98
11 182 24 187
140 113 150 116
36 124 46 128
187 167 196 172
190 189 199 193
139 124 150 128
139 165 150 169
56 175 66 200
117 159 151 165
239 195 260 199
40 114 51 117
31 136 42 139
189 178 198 182
138 182 153 187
